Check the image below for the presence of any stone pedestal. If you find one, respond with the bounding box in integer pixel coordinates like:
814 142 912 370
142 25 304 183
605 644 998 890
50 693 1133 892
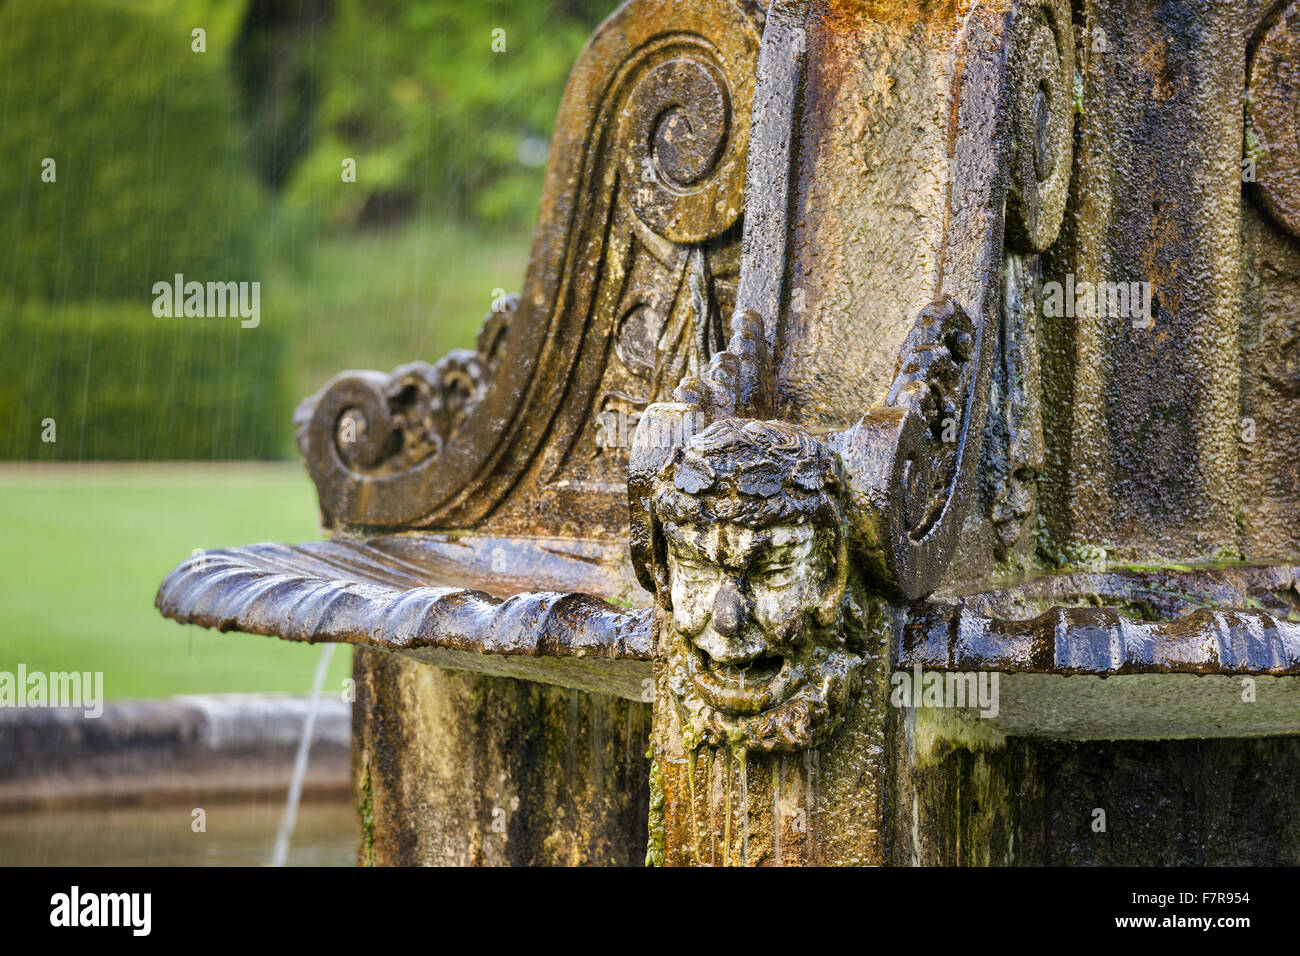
352 648 650 866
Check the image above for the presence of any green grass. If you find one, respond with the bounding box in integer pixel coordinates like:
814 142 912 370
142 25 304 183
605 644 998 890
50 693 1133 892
0 463 351 699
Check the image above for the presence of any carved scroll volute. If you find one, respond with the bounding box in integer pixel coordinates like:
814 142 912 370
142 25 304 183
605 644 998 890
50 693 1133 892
834 298 978 596
619 48 748 247
297 304 511 526
835 0 1073 601
300 0 760 533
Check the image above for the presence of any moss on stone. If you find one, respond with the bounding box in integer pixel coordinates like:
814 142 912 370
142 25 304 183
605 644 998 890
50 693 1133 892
357 761 376 868
644 752 666 867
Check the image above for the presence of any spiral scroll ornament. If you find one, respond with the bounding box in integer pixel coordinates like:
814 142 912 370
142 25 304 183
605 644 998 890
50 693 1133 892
887 299 976 541
619 40 750 245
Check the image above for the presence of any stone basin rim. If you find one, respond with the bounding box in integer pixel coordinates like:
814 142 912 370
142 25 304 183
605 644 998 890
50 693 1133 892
158 544 1300 679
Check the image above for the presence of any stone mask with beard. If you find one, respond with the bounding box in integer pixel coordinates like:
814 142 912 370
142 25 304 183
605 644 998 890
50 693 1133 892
651 419 863 752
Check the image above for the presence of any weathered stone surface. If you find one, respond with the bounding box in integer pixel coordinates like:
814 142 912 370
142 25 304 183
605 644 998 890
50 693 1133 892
1038 0 1279 564
1240 202 1300 557
1248 4 1300 238
890 710 1300 865
353 648 650 866
0 695 350 812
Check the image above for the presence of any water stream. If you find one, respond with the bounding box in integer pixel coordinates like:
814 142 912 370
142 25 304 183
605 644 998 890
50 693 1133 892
270 643 337 867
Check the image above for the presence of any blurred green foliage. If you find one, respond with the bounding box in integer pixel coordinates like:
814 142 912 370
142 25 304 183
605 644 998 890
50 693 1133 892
267 218 530 409
0 0 265 301
286 0 615 229
0 0 286 460
0 0 614 461
0 299 287 460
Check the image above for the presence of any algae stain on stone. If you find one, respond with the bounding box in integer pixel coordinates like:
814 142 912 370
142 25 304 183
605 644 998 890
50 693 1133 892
357 760 376 867
907 704 1007 770
645 752 666 867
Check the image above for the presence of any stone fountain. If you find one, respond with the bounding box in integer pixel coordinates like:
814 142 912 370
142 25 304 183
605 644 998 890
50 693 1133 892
158 0 1300 865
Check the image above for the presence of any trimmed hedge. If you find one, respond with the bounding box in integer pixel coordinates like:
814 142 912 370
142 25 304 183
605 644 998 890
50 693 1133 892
0 0 264 302
0 298 288 461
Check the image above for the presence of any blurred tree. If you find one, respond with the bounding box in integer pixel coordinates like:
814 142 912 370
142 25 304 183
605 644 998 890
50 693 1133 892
232 0 334 190
0 0 287 460
283 0 616 231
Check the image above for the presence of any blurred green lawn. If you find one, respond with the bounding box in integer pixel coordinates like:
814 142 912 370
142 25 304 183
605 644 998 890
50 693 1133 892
0 463 350 699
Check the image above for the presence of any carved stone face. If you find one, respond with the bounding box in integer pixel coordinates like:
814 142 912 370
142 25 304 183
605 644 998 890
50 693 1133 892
653 420 859 752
